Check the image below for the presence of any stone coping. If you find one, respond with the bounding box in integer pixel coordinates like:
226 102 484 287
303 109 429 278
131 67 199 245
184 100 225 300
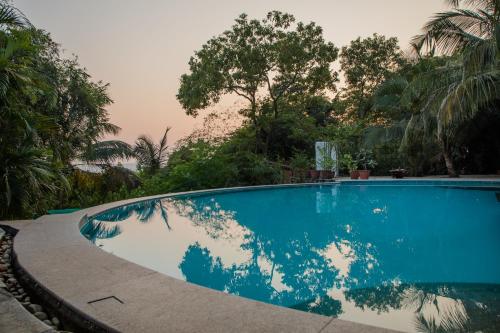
10 180 500 332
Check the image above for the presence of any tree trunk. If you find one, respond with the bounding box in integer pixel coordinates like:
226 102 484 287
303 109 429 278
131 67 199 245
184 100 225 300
442 145 458 178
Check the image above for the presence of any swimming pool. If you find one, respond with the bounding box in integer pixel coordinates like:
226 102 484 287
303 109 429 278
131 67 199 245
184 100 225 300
81 181 500 332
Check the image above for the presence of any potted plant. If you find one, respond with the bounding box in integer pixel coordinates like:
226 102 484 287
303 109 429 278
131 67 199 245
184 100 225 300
356 149 377 179
341 153 359 179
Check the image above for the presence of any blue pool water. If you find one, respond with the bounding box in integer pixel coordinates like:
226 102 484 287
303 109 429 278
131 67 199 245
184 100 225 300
82 182 500 332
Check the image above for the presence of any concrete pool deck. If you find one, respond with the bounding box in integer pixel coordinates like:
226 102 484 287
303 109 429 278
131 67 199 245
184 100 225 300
6 179 500 332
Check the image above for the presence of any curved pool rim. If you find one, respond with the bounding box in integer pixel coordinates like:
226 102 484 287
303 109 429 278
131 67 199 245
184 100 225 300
13 179 500 333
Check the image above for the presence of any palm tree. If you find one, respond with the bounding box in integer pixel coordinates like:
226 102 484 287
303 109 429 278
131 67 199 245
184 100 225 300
0 143 68 218
134 127 171 174
411 0 500 175
80 140 134 166
0 1 31 99
0 2 68 218
370 57 448 175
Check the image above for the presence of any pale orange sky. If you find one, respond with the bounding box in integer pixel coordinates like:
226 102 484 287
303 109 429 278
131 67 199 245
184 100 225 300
15 0 447 144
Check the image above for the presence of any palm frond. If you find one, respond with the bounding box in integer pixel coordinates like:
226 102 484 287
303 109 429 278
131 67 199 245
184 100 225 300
134 126 171 173
82 140 134 164
444 0 498 11
439 307 470 332
80 221 121 243
0 2 30 28
159 127 171 151
414 313 439 333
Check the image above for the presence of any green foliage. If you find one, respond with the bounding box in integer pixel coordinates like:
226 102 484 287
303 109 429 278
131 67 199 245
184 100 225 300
33 52 118 164
290 152 312 172
356 148 377 170
317 144 337 171
134 127 171 174
371 141 403 176
3 3 500 219
340 153 358 173
63 167 141 209
408 0 500 176
287 152 311 182
0 2 120 218
0 144 67 218
128 171 171 197
164 137 281 192
323 122 363 156
81 140 134 166
166 139 236 191
340 33 406 120
177 10 338 153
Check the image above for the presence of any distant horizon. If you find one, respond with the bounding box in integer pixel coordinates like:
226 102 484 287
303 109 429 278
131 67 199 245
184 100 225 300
15 0 447 145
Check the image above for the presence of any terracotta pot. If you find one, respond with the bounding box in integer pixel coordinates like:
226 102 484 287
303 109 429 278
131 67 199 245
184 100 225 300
350 170 359 179
358 170 370 179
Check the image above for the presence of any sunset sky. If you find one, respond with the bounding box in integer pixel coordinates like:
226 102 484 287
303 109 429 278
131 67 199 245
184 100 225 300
15 0 447 144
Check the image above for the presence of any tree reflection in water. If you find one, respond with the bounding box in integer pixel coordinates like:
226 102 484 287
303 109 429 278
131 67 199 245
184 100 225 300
82 199 171 243
80 220 121 244
169 186 500 332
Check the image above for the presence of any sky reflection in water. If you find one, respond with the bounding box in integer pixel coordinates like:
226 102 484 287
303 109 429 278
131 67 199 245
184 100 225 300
82 184 500 332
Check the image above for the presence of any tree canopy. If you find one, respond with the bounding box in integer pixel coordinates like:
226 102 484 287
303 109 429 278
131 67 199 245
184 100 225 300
177 11 339 124
340 33 406 120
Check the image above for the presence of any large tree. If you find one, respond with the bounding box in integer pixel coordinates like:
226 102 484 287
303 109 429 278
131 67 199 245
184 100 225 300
370 57 449 175
340 33 405 120
0 1 122 217
31 41 119 165
0 2 63 217
177 11 338 127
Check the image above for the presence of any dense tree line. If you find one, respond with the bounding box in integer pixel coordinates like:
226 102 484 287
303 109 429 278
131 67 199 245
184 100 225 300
0 2 124 218
174 1 500 182
1 0 499 218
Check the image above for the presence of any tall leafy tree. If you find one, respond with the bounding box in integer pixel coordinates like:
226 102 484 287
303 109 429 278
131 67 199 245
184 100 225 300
0 2 121 217
0 1 63 218
340 33 406 121
33 54 119 165
177 11 338 127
